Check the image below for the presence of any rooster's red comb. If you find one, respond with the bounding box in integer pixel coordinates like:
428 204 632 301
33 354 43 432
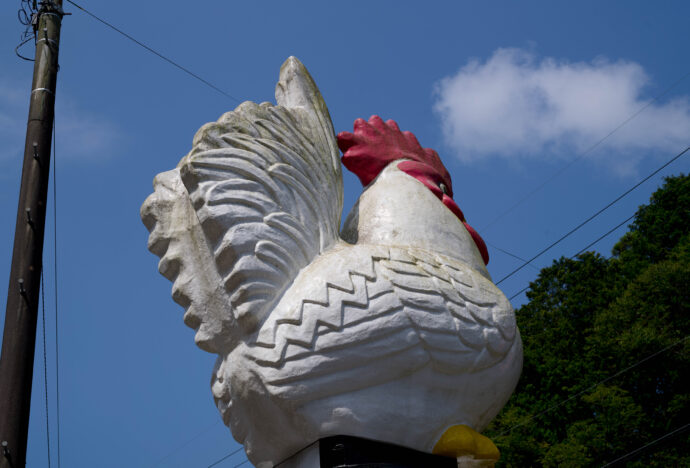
337 115 451 191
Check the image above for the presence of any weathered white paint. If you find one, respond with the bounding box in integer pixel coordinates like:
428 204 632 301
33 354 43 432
141 57 522 467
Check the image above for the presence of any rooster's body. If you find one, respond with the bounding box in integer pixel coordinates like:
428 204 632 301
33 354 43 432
142 57 521 468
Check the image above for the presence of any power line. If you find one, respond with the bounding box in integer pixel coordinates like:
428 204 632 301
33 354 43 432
47 5 237 467
147 420 221 468
499 335 689 437
15 0 38 61
231 459 249 468
495 146 689 287
600 422 690 467
52 114 62 468
206 446 244 468
480 69 690 232
63 0 241 104
40 271 51 468
508 211 636 301
487 242 539 271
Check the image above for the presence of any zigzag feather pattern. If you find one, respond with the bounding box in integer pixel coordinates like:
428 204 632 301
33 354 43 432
179 101 342 325
249 245 517 379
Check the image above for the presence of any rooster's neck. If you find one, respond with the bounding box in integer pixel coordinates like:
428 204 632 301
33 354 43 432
341 164 490 279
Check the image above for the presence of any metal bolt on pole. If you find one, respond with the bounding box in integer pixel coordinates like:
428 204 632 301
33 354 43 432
0 2 64 467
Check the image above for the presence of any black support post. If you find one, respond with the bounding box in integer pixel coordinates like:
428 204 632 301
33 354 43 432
0 2 64 467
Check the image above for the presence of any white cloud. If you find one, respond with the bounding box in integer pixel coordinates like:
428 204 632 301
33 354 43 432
0 80 120 164
433 48 690 174
56 100 120 162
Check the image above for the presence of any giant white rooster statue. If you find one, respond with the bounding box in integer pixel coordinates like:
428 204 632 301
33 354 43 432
141 57 522 467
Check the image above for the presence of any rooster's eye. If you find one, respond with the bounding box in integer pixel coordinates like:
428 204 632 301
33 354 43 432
439 183 448 195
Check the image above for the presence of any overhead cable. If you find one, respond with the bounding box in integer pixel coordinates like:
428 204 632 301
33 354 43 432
147 420 220 468
499 335 689 436
487 242 539 271
64 0 241 103
600 422 690 467
52 116 62 468
495 146 689 286
206 446 244 468
40 271 52 468
15 0 37 61
508 211 636 301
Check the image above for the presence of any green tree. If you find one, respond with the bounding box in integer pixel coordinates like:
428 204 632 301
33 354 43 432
486 174 690 466
612 173 690 277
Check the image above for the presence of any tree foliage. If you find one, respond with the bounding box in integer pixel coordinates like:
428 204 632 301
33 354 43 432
486 174 690 466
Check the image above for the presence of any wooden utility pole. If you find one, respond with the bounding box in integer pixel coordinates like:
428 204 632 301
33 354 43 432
0 1 64 467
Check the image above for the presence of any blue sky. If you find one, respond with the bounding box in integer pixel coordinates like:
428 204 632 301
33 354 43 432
1 1 689 467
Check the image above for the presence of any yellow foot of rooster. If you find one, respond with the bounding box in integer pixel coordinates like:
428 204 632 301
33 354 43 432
433 425 500 467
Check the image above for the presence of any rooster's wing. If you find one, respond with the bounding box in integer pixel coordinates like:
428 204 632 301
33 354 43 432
143 57 342 345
